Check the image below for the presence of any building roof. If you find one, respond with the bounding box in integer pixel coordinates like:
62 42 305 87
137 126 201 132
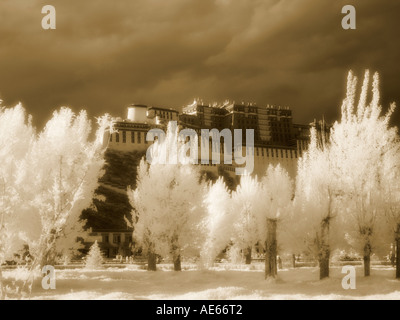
90 228 133 233
129 104 147 108
148 106 179 113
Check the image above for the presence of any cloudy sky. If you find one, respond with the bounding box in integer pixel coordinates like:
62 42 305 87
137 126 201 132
0 0 399 128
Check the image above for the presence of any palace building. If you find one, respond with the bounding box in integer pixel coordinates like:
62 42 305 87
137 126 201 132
86 101 313 258
105 101 310 179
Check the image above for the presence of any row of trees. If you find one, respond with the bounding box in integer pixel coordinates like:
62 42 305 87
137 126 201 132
129 70 400 279
297 70 400 279
0 69 397 299
0 104 112 298
125 123 293 278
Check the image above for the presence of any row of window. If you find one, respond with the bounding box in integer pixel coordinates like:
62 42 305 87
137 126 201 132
110 131 148 144
298 140 308 150
271 134 292 142
266 110 292 116
222 165 235 172
199 141 298 159
237 119 258 125
255 147 298 159
156 110 176 120
270 122 291 127
235 114 257 119
102 234 132 244
204 146 298 159
270 127 291 132
110 130 299 160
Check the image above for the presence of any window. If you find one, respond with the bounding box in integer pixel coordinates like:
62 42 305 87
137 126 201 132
125 235 132 243
131 131 135 143
102 235 109 243
115 133 119 143
122 130 126 143
113 234 121 244
261 148 264 157
256 148 259 156
104 248 110 258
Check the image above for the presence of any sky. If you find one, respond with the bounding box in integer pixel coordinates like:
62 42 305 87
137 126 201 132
0 0 399 129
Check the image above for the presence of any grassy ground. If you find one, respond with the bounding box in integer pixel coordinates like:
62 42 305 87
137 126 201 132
2 263 399 300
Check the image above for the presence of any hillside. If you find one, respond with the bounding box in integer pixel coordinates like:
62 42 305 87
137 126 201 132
81 150 146 230
81 149 238 230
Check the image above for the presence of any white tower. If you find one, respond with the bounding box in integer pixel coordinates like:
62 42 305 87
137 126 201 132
127 104 147 123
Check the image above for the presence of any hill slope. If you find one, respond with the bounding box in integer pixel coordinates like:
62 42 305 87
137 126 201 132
81 150 146 230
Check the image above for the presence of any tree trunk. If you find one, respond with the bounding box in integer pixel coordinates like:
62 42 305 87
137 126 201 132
173 253 181 271
363 240 371 277
319 246 330 280
318 217 330 280
171 234 181 271
40 249 57 269
0 266 4 300
244 247 252 265
39 231 58 268
147 251 157 271
396 224 400 279
265 219 277 279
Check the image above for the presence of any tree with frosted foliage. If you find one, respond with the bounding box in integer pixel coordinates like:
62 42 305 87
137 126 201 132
330 70 398 277
259 164 293 279
231 175 263 264
293 125 340 279
21 108 113 268
0 104 35 299
85 240 104 269
200 177 232 267
53 218 87 263
128 122 205 271
378 129 400 278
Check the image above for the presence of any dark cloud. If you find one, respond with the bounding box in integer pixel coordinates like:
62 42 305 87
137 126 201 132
0 0 399 128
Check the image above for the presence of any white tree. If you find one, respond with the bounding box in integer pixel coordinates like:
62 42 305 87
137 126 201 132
330 70 398 276
293 125 342 279
54 218 87 263
231 175 263 264
128 122 205 271
259 164 293 279
20 108 112 268
380 132 400 278
85 240 104 269
0 104 35 299
200 177 232 268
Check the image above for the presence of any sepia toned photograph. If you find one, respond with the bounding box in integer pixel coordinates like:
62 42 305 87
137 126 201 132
0 0 400 304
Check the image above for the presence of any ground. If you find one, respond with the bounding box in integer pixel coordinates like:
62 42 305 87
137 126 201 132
2 263 400 300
